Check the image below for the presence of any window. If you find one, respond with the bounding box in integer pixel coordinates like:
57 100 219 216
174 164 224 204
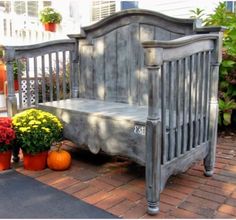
91 1 116 22
121 1 138 10
14 1 26 15
5 1 51 16
43 1 51 7
225 1 236 12
27 1 38 17
0 1 11 13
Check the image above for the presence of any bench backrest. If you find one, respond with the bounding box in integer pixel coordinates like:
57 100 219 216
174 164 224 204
78 9 197 106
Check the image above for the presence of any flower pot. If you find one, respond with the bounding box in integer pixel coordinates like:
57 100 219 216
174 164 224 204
44 23 56 32
14 79 19 92
0 63 7 93
0 150 12 171
23 151 48 171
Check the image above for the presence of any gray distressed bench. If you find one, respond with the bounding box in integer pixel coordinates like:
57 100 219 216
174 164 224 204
5 9 223 214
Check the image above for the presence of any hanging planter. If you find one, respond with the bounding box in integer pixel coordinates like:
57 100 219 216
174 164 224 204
44 23 57 32
39 7 62 32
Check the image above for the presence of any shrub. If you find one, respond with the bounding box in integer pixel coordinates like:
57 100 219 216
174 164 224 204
191 2 236 128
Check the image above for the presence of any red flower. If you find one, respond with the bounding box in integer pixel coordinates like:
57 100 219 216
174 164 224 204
0 117 15 151
0 117 12 128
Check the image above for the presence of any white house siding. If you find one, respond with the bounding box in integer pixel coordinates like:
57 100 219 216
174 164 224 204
138 0 221 18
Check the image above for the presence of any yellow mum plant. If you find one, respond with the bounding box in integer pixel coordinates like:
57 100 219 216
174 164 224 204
12 109 63 154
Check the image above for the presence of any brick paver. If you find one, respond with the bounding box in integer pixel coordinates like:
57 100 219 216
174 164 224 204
14 135 236 218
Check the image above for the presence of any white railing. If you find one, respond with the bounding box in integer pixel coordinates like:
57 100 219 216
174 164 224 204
0 12 67 45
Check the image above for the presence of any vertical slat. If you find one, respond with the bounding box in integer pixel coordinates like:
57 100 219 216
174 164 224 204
41 55 46 103
83 45 94 99
62 51 67 100
204 51 211 141
189 54 195 151
104 30 117 101
176 59 182 157
116 26 129 103
48 53 53 101
55 52 60 101
25 59 31 107
139 24 155 105
17 59 23 109
93 37 105 100
194 53 200 147
182 57 189 154
79 45 93 99
169 61 175 160
33 57 38 106
69 51 73 98
161 63 167 164
200 52 206 143
128 23 140 105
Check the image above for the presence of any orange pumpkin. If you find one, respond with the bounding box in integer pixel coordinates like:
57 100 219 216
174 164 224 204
47 142 71 171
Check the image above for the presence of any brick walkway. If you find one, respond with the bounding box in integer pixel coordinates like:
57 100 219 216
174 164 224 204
14 136 236 219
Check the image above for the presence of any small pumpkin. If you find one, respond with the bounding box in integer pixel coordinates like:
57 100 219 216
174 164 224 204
47 142 71 171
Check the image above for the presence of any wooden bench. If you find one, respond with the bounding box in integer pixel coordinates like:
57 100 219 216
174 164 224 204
5 9 223 215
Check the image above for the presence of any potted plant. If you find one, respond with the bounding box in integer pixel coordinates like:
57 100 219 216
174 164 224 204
12 109 63 171
39 7 62 32
0 117 16 171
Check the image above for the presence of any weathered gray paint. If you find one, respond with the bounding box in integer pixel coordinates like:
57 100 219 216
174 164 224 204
3 9 222 215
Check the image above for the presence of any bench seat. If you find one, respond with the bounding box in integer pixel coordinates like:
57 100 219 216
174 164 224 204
39 98 147 164
39 98 200 165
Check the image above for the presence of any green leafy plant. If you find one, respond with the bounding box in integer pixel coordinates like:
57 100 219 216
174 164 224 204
12 109 63 154
39 7 62 24
190 2 236 127
13 59 25 80
189 8 205 19
219 98 236 126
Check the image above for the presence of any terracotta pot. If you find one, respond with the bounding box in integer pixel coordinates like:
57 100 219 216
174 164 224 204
23 151 48 171
0 63 7 93
14 79 19 92
44 23 56 32
0 150 12 171
3 79 20 96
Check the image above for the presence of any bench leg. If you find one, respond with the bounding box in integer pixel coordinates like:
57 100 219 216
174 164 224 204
12 145 20 163
146 119 162 215
204 101 218 177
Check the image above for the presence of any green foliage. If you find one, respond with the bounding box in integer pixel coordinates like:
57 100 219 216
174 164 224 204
189 8 205 19
13 60 25 80
218 98 236 126
192 2 236 128
38 73 70 102
12 109 63 154
39 7 62 24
